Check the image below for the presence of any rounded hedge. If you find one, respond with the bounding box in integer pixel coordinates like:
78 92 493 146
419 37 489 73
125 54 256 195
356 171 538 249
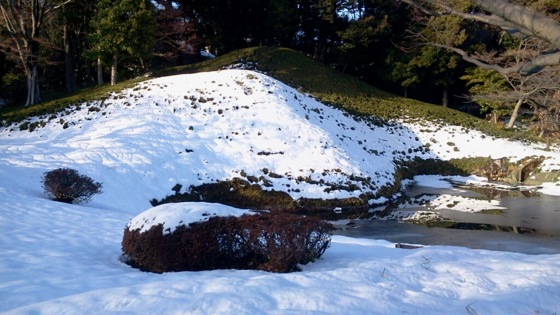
122 205 333 273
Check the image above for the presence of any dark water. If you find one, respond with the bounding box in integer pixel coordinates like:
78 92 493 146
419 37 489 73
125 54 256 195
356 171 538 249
334 185 560 255
334 220 560 255
490 195 560 235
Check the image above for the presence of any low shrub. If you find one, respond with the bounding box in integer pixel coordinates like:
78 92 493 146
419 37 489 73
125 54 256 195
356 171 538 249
150 178 372 218
151 178 296 211
41 167 103 204
122 212 334 273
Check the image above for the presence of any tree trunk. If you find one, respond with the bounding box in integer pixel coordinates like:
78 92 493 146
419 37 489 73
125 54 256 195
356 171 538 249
507 98 524 128
139 58 147 74
24 28 41 106
64 24 77 93
25 64 40 106
488 112 499 124
442 87 449 107
111 55 118 86
97 58 104 86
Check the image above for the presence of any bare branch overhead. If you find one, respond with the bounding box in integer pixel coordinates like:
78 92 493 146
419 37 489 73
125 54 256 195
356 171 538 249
400 0 560 75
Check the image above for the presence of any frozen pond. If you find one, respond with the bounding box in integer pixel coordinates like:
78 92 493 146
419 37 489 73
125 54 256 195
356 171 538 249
404 184 560 236
334 177 560 255
334 219 560 255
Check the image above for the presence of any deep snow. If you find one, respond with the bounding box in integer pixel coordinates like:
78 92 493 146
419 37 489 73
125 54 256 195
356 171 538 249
1 69 560 314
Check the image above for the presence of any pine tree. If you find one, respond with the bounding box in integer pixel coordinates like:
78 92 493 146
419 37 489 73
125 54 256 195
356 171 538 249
87 0 156 85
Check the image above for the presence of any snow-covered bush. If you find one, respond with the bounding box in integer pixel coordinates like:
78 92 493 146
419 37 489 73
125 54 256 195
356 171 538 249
41 168 103 204
122 207 333 273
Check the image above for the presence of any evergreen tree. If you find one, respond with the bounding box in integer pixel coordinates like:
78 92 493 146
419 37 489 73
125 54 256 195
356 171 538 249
460 67 510 123
87 0 156 85
336 0 404 79
57 0 97 92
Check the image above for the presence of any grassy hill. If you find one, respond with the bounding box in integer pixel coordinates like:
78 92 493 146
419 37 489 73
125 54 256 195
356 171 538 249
1 46 532 142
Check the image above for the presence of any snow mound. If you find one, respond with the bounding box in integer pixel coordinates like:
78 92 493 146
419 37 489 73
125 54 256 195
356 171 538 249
2 69 560 217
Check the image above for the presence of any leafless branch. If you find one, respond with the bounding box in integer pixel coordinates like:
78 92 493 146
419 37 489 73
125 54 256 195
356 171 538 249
400 0 560 75
432 43 522 75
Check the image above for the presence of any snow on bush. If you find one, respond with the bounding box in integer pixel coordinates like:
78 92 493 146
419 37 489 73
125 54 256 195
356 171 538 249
122 202 334 273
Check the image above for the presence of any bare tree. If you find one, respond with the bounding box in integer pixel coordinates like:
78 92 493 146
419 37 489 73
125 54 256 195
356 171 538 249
462 37 560 129
485 38 559 128
400 0 560 76
0 0 71 106
524 67 560 139
153 0 199 65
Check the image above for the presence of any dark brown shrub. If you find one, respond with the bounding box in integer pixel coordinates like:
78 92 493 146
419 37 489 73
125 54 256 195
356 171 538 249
150 178 297 212
41 168 103 204
122 211 334 273
240 213 334 272
150 178 374 218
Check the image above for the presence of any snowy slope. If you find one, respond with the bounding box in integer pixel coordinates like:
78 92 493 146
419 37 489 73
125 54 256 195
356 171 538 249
2 70 559 212
1 69 560 314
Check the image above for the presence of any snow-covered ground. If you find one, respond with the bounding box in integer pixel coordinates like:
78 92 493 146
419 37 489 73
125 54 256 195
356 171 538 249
1 69 560 314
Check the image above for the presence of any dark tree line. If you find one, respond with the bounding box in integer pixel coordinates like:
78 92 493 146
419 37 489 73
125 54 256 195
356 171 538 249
1 0 559 133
